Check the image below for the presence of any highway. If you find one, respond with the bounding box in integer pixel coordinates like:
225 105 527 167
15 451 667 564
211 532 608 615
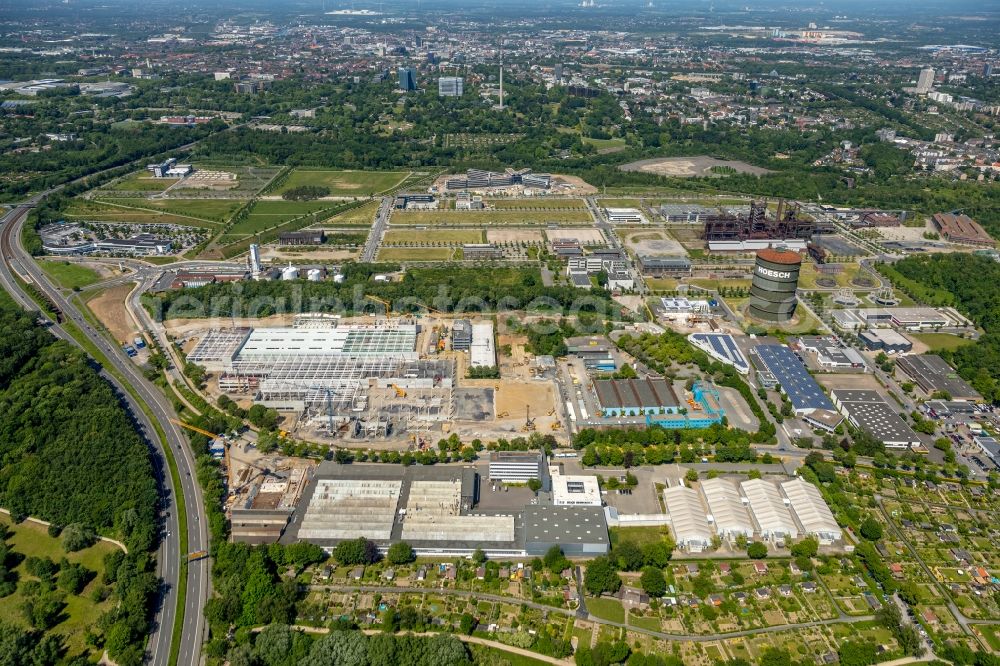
0 202 210 666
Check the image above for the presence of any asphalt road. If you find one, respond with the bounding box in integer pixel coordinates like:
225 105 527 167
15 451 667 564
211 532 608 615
0 203 210 665
360 196 393 262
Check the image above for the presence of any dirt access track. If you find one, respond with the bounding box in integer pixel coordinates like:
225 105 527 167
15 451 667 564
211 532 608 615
620 155 773 178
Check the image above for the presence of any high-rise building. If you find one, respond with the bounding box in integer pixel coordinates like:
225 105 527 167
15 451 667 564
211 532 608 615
748 249 802 322
916 67 935 94
249 244 262 278
553 63 563 82
438 76 464 97
398 67 417 91
985 63 994 78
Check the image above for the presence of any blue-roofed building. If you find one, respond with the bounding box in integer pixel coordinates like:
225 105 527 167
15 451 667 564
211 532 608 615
752 344 834 415
689 333 750 374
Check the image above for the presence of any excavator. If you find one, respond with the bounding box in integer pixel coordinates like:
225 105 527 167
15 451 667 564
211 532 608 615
391 384 407 398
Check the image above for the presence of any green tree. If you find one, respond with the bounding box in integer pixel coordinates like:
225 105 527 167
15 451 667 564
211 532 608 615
386 542 415 565
859 517 883 541
639 566 666 597
747 542 768 559
584 556 621 596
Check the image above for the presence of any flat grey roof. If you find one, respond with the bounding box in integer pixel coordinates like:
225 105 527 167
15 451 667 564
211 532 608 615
832 389 921 445
896 354 980 401
522 505 609 547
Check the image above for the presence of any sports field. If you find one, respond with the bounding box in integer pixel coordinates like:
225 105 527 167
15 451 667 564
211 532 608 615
383 229 485 245
63 200 220 229
390 210 592 226
276 169 410 197
487 198 586 210
377 247 458 261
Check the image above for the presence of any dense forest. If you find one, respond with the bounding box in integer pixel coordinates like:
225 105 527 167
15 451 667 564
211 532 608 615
145 264 615 320
0 299 161 664
883 254 1000 404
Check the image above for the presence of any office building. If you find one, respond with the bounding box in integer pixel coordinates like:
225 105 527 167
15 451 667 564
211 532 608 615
489 451 544 483
916 67 935 93
398 67 417 91
438 76 464 97
451 320 472 350
549 466 601 506
931 213 995 247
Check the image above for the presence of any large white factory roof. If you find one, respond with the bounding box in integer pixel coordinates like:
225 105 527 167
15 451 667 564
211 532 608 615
740 479 799 539
663 485 713 550
780 478 841 541
236 324 418 360
699 477 754 538
470 322 496 368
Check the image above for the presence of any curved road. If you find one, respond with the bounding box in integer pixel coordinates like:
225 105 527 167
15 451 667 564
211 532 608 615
0 202 210 665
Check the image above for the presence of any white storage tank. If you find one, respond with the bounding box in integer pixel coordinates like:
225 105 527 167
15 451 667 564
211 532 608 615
281 265 299 281
332 273 345 283
307 268 323 282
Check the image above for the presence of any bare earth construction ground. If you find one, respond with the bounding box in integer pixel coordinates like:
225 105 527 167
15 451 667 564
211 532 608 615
620 155 773 178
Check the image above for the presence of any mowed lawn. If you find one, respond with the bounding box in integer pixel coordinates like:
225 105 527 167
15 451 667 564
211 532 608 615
38 260 102 290
390 210 592 226
318 201 380 226
377 247 458 261
64 200 220 229
0 515 120 659
277 169 410 197
912 332 975 352
115 198 243 222
585 597 626 623
383 229 485 245
488 198 586 210
106 172 178 191
228 200 340 236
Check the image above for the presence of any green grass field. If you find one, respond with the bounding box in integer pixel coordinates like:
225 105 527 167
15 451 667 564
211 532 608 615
38 260 102 290
488 198 586 210
383 229 485 245
318 200 380 226
106 173 178 192
377 247 458 261
583 136 628 151
227 201 340 236
390 210 592 226
912 333 976 352
0 515 120 659
63 200 220 229
586 597 626 623
277 169 410 197
114 198 241 222
609 525 674 548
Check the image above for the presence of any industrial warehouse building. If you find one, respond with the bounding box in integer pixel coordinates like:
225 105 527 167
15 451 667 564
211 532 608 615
739 479 799 541
831 390 921 449
752 345 836 415
285 462 611 557
895 354 981 402
831 307 968 332
689 333 750 374
489 451 544 483
549 466 602 506
795 336 867 370
655 476 841 548
779 478 841 544
663 485 714 552
858 329 913 353
699 477 754 541
603 207 648 224
636 255 691 277
470 321 497 368
594 378 680 417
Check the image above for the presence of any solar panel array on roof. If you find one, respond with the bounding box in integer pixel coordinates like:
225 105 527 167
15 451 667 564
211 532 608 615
689 333 749 372
753 344 834 413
